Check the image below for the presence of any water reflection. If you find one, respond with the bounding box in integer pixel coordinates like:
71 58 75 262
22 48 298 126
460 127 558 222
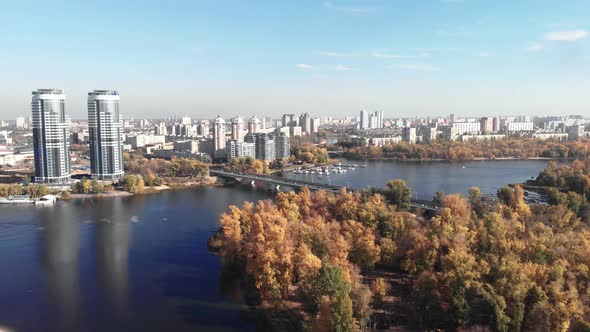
95 198 132 318
39 204 80 332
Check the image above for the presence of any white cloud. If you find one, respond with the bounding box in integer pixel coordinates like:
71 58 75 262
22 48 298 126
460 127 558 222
319 51 357 57
478 51 492 57
526 42 544 52
544 29 588 41
329 64 352 71
372 52 417 59
296 63 313 69
395 63 439 72
324 1 374 13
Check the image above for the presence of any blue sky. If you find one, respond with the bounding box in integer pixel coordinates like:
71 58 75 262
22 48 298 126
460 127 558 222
1 0 589 119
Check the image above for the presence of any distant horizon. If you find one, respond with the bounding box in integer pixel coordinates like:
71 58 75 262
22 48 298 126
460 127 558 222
2 111 587 123
1 1 589 118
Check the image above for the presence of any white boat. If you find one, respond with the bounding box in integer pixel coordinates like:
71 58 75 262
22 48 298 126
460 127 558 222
35 195 57 206
0 195 34 204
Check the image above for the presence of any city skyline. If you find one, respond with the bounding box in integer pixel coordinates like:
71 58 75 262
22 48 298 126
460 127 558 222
1 1 589 118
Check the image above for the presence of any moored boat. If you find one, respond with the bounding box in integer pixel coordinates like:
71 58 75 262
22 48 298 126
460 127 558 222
0 195 34 204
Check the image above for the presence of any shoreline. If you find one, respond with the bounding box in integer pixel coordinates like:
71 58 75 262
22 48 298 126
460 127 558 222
66 176 219 200
340 155 564 162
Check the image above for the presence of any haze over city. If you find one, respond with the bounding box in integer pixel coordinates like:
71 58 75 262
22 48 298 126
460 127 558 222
1 0 589 119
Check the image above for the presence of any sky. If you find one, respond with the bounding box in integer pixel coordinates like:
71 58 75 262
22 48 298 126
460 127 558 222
1 0 589 119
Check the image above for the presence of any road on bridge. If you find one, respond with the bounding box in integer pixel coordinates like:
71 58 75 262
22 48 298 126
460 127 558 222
209 169 441 211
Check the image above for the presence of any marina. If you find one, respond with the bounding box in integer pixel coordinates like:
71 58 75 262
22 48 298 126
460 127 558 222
290 163 367 175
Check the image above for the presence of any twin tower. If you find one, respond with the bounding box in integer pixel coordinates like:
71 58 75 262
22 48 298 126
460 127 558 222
32 89 124 185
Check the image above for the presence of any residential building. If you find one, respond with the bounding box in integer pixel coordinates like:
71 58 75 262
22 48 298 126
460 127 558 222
402 127 417 144
452 122 480 135
460 134 506 141
16 117 26 129
311 118 321 133
173 140 200 154
31 89 71 184
0 131 12 145
532 133 569 141
226 140 256 160
506 122 534 132
370 137 402 147
282 114 297 127
442 126 459 141
248 116 260 134
252 133 276 161
567 125 585 140
213 116 226 159
197 120 210 137
231 117 244 140
480 117 494 133
88 90 124 181
359 110 369 130
299 113 311 134
423 125 438 143
125 134 166 149
274 131 290 159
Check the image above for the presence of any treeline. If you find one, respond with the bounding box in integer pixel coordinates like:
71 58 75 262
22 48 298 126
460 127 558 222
124 152 209 185
0 183 48 198
71 177 113 194
226 157 270 175
342 138 590 161
290 145 330 164
210 180 590 330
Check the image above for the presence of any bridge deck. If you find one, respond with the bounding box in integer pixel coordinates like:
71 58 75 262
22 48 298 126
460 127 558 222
210 169 440 211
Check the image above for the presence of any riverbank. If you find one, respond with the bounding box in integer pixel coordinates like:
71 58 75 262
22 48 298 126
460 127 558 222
341 154 566 162
67 176 219 200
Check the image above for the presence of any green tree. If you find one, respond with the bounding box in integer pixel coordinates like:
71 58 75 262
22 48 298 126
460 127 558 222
120 174 145 193
384 179 412 210
90 180 104 194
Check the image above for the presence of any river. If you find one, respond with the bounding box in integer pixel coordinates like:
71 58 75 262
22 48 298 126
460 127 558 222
286 159 549 199
0 160 548 332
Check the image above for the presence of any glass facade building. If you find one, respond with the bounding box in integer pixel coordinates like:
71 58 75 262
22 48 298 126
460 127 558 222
88 90 124 181
32 89 71 184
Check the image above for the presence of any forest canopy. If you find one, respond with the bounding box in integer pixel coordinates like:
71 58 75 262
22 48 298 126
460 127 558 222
210 163 590 331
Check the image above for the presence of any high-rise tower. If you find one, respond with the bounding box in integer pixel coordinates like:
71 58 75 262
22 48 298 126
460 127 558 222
248 116 260 134
231 117 243 140
213 116 227 159
31 89 71 184
88 90 124 181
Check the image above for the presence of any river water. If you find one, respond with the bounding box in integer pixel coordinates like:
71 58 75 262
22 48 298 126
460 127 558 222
0 160 548 332
286 159 549 199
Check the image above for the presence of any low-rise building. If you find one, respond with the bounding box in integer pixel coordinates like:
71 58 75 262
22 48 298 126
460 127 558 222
506 122 534 132
173 140 200 154
532 133 569 141
125 134 166 149
452 122 480 135
460 134 506 141
369 137 402 147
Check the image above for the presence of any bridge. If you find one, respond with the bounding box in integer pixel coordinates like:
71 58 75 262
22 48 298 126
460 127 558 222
209 169 440 211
